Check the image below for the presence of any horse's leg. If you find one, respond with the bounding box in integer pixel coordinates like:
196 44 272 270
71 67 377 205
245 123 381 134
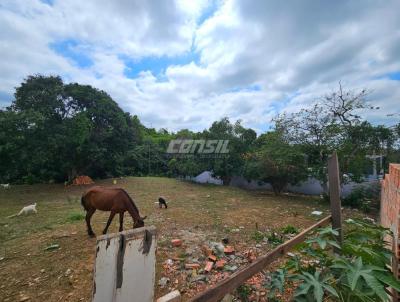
86 208 96 237
119 212 124 232
103 211 116 234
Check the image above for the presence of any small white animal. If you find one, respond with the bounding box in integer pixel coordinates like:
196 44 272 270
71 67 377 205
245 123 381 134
1 184 10 189
7 203 37 218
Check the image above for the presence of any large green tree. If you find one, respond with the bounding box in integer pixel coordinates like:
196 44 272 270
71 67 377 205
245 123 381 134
244 130 308 194
273 84 392 192
202 118 256 185
0 75 141 183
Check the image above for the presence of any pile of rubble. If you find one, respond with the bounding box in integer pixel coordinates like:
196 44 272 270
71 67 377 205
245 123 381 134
71 175 94 185
158 237 270 301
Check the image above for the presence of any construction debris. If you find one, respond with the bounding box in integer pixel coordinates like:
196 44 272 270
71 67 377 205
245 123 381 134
158 229 301 300
223 246 235 255
204 261 214 273
201 245 213 256
171 239 182 247
71 175 94 185
208 254 217 262
157 290 181 302
215 259 226 269
185 263 200 270
158 277 170 288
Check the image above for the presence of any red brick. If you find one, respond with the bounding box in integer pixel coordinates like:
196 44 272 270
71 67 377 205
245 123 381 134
204 261 214 273
201 245 213 256
185 263 200 270
171 239 182 247
224 246 235 255
215 259 226 269
208 255 217 262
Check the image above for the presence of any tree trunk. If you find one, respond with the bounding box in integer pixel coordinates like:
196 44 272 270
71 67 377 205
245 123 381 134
221 175 231 186
272 182 285 195
68 167 78 182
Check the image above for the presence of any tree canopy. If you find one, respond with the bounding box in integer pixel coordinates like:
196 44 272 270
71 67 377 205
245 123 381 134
1 75 399 192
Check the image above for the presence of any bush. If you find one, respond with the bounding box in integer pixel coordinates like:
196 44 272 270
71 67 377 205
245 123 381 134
342 183 380 213
281 225 299 234
267 231 284 246
265 219 400 301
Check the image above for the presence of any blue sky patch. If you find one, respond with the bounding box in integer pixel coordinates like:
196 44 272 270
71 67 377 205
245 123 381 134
226 84 262 93
387 71 400 81
121 51 200 79
197 0 219 25
0 91 12 107
40 0 54 5
267 91 301 115
50 39 93 68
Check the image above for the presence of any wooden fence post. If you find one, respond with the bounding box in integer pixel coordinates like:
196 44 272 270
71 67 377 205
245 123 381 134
328 151 343 247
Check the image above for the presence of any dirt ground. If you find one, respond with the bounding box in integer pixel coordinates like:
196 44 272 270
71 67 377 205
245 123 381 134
0 177 355 301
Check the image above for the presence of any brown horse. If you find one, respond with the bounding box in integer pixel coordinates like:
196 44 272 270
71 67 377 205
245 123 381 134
81 186 146 237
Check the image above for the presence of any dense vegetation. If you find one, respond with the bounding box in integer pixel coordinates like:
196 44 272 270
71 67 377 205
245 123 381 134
1 75 399 192
265 219 400 301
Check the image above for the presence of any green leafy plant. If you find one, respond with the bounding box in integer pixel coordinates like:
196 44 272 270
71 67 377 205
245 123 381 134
294 271 338 302
251 230 265 243
266 269 288 299
331 257 400 301
342 185 380 213
265 219 400 302
237 284 252 302
267 231 284 246
282 225 299 235
305 227 341 250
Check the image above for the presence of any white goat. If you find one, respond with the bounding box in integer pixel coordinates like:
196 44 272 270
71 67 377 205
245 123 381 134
7 203 37 218
1 184 10 189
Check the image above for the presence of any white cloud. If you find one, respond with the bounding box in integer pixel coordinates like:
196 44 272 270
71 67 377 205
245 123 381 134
0 0 399 132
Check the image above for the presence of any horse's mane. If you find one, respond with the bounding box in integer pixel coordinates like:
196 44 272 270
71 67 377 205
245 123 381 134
119 189 140 215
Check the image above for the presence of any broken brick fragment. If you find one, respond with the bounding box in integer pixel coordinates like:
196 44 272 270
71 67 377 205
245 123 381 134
185 263 201 270
204 261 214 273
201 245 213 256
171 239 182 247
208 254 217 262
215 259 226 269
224 245 235 255
244 249 257 262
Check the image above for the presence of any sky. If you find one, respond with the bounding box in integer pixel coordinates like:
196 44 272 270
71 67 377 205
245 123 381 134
0 0 399 133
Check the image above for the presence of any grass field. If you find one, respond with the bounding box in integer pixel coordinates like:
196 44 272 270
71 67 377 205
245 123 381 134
0 177 344 301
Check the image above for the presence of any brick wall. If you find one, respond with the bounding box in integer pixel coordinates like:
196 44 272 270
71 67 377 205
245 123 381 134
380 164 400 237
380 164 400 301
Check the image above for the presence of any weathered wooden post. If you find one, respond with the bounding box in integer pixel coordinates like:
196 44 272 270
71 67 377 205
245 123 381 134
92 226 157 302
327 151 343 247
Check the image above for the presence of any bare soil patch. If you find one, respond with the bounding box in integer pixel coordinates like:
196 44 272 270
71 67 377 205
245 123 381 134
0 177 357 301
